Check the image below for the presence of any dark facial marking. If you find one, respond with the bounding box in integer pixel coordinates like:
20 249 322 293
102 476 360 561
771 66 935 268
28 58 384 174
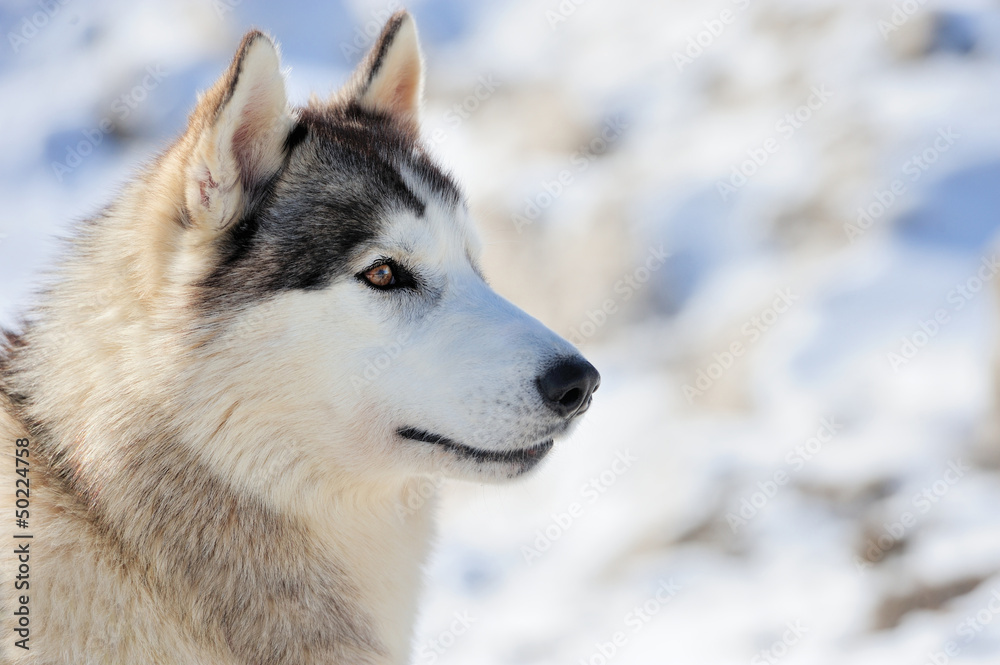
196 105 463 315
365 13 407 88
397 426 554 469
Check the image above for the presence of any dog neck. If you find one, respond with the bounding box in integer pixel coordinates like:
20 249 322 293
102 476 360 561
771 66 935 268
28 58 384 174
10 326 436 665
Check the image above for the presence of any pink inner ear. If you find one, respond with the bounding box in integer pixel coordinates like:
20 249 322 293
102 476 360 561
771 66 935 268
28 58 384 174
230 84 275 186
389 58 420 115
391 79 414 112
231 111 261 185
199 171 219 208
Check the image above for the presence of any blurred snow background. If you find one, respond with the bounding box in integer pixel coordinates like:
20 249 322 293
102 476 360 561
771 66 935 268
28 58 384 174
2 0 1000 662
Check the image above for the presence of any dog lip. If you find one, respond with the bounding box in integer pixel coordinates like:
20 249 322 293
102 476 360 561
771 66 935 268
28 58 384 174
397 427 554 465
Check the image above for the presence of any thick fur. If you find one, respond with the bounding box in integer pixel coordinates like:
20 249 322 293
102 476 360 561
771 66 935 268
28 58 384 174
0 12 596 664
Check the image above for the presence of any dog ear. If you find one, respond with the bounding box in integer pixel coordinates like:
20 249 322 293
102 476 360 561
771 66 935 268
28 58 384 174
348 11 424 134
184 30 293 231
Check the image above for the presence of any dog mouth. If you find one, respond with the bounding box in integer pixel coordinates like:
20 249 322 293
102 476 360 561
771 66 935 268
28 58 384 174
397 427 554 469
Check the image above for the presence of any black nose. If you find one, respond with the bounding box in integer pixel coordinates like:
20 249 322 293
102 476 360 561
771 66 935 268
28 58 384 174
537 356 601 418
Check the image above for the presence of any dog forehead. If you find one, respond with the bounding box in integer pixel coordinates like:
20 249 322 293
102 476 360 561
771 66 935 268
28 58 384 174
371 201 475 266
277 113 469 244
285 136 473 255
292 107 464 207
195 111 476 313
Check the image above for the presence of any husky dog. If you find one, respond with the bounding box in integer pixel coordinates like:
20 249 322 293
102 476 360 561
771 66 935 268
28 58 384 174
0 11 599 664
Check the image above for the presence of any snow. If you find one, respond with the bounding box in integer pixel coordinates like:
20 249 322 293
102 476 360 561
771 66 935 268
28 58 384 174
2 0 1000 662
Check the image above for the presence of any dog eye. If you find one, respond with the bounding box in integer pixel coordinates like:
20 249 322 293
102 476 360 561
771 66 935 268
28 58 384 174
363 263 395 288
357 258 418 292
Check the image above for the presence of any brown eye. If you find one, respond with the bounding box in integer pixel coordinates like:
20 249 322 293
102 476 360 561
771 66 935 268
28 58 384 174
364 263 394 288
357 258 416 291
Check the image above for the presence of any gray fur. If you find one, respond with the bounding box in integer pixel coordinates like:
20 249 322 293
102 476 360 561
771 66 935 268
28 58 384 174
199 104 463 312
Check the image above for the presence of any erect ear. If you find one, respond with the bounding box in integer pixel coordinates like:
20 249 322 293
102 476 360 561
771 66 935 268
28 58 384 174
348 11 424 134
184 30 293 232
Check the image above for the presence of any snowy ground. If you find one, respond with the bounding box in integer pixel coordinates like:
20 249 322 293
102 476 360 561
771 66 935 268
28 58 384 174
2 0 1000 663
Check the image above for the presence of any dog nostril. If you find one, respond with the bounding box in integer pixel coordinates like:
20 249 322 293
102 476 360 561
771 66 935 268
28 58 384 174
559 388 582 408
537 356 601 418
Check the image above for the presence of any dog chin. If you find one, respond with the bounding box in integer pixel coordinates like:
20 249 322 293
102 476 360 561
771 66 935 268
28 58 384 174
398 427 555 480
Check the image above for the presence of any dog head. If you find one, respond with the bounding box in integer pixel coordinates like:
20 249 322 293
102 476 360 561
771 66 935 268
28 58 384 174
174 13 599 483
